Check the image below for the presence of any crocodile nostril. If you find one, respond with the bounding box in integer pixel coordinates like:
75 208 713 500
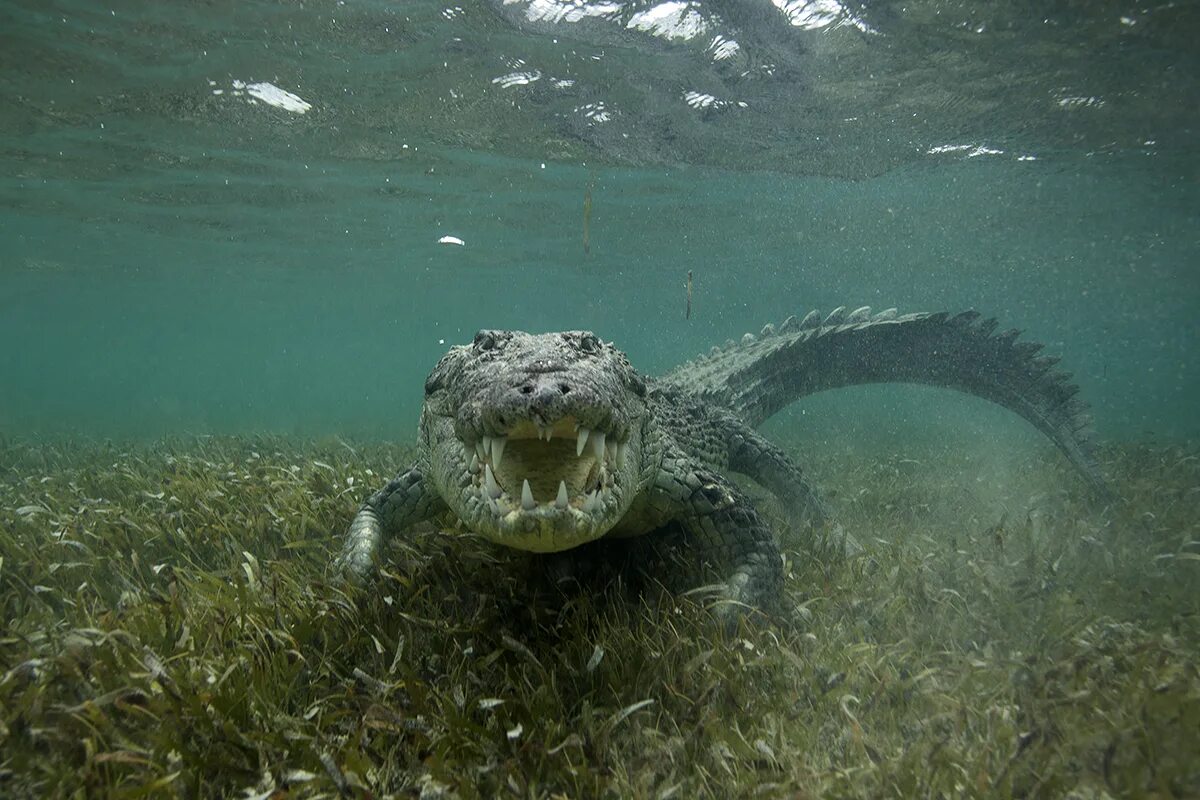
520 384 534 395
558 383 571 395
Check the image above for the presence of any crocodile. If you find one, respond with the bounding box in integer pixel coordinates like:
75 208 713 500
334 306 1106 627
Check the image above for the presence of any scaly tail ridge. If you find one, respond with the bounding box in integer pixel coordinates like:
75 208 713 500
661 308 1107 494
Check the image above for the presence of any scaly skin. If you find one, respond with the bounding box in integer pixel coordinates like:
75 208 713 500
334 309 1108 627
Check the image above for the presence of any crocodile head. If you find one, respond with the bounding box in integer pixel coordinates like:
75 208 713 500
420 329 650 552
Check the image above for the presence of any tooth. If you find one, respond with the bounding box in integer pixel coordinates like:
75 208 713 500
475 440 486 461
591 431 606 461
482 436 492 460
485 464 502 498
464 441 474 462
521 479 535 510
555 480 569 509
469 453 480 473
615 441 626 467
576 427 590 457
605 439 617 464
491 436 506 468
583 490 599 513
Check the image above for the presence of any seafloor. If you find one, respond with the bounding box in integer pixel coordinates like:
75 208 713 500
1 436 1196 798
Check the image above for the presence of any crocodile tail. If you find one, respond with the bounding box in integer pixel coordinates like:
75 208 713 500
661 307 1107 494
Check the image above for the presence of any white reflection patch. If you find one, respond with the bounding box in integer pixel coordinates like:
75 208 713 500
927 144 1004 158
575 102 611 123
770 0 876 33
216 80 311 114
519 0 623 25
493 71 542 88
683 91 746 111
1057 96 1105 110
244 81 311 114
708 35 740 61
627 1 706 41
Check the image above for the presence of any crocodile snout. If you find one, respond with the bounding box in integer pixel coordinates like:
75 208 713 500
515 374 574 417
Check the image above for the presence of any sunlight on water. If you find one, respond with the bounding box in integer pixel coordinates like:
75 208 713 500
771 0 874 33
627 1 708 39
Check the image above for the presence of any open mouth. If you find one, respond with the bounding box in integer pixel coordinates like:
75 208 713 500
461 415 626 516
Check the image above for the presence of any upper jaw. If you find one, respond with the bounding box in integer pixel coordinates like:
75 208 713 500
460 403 627 447
455 414 630 518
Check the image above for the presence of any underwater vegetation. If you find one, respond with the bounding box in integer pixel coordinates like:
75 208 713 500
0 436 1197 798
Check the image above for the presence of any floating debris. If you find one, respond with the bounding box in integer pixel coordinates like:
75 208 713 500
586 643 605 672
686 270 693 320
583 172 595 255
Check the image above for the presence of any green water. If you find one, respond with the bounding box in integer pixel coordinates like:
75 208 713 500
1 0 1197 443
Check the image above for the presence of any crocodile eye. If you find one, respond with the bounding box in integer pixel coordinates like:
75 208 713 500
473 331 497 352
578 334 601 354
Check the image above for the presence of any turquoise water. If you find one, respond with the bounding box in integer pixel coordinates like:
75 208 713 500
2 0 1197 443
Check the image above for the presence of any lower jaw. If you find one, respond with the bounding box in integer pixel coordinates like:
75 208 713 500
454 492 616 552
469 514 607 553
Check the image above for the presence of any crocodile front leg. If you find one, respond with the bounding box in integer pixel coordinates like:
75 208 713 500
333 462 446 583
651 454 784 630
718 412 830 528
720 414 862 554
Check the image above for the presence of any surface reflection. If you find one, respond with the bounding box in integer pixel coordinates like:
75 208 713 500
0 0 1192 180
